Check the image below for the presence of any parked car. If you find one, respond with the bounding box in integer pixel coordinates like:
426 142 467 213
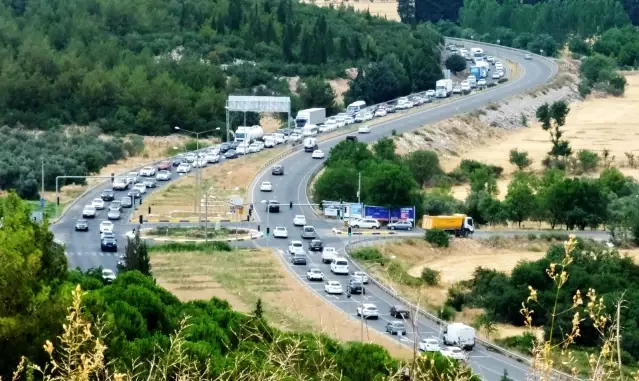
349 218 380 229
387 220 413 231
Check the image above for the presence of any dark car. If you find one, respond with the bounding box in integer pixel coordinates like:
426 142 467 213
224 150 238 159
346 135 357 142
347 279 363 294
121 196 133 208
385 321 407 335
271 164 284 175
390 305 410 319
158 162 171 171
292 253 307 265
308 239 323 252
75 219 89 231
101 189 115 201
230 141 240 149
386 104 397 113
172 157 184 166
100 237 118 252
267 200 280 213
219 143 231 153
128 189 141 199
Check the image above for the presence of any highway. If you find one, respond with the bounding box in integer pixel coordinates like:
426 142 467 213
247 41 558 381
51 39 560 380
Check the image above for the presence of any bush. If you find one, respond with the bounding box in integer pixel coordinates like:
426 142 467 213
577 149 600 173
497 78 509 84
438 305 456 321
387 262 423 286
446 286 467 311
487 82 496 87
351 247 387 264
425 229 450 248
148 241 232 252
421 267 441 285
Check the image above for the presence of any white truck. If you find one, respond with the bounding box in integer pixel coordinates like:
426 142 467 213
295 108 326 128
234 125 263 145
435 79 453 98
443 323 476 350
303 137 318 152
471 47 484 59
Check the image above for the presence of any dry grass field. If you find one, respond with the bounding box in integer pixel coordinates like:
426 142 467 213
304 0 400 20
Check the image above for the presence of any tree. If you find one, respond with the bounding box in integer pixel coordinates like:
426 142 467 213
372 138 398 162
363 161 419 208
504 173 536 227
325 140 374 170
299 77 338 115
119 230 152 276
254 298 264 318
509 149 532 170
445 54 467 74
536 101 571 166
313 163 359 202
397 0 415 24
404 150 443 186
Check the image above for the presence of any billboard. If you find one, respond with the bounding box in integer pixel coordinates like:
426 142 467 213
364 205 390 221
390 207 416 222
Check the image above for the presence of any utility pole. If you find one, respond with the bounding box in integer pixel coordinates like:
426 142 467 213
40 157 45 211
204 186 208 242
357 172 361 204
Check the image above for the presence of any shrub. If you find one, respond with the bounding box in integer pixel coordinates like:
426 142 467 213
487 82 496 87
387 262 423 286
576 149 600 173
438 305 456 321
421 267 441 285
148 241 232 252
497 78 509 83
351 247 387 264
446 286 467 311
425 229 450 248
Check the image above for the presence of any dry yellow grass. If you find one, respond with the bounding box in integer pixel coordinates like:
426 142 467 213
444 74 639 200
145 147 286 219
305 0 400 20
151 248 413 359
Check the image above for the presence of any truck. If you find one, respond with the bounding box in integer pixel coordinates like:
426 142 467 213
435 79 453 98
469 66 486 80
421 214 474 237
471 47 484 59
234 125 263 144
295 108 326 128
443 323 476 350
303 137 318 152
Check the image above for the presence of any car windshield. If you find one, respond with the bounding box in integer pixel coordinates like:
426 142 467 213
77 219 87 224
336 260 347 266
293 243 302 247
304 227 314 232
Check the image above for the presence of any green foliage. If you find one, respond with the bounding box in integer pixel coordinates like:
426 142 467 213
299 77 339 114
118 231 152 276
536 101 572 167
438 305 456 321
148 241 232 252
509 149 532 170
569 37 592 56
425 229 450 248
445 54 467 74
422 186 466 216
253 298 264 318
503 172 537 227
404 149 444 186
351 247 388 264
575 149 600 173
579 54 627 96
421 267 441 285
0 126 131 199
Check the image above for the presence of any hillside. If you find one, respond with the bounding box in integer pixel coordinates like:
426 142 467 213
0 0 442 136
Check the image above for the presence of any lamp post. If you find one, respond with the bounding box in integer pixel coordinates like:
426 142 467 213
174 126 220 224
260 199 270 247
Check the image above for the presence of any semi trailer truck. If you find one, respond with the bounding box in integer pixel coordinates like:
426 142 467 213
422 214 474 237
295 108 326 128
435 79 453 98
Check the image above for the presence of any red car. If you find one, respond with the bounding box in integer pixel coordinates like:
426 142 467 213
158 162 171 171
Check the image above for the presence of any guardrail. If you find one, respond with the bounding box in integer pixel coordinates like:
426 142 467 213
344 237 576 380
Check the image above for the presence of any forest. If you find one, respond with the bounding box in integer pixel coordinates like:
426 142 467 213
0 0 443 136
0 192 479 380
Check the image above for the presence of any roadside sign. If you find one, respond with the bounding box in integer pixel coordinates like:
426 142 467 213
40 198 45 210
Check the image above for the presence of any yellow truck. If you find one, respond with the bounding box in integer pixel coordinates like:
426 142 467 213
422 214 474 237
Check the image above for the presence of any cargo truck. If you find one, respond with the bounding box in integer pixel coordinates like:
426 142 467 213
234 125 263 144
443 323 476 350
469 66 486 80
435 79 453 98
422 214 474 237
295 108 326 128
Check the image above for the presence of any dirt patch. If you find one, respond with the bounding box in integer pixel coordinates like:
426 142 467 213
446 73 639 200
145 147 287 220
329 78 350 108
260 114 282 133
305 0 400 20
151 248 412 358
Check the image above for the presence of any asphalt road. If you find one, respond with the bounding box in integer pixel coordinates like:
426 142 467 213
247 41 558 381
52 40 559 380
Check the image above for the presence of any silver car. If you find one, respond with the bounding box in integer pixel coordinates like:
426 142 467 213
107 209 121 220
301 226 316 239
156 170 171 181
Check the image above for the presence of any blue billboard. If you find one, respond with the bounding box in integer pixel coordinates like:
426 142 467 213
390 207 416 222
364 205 390 220
364 205 415 222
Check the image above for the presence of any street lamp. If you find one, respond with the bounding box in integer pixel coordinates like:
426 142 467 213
260 199 270 247
174 126 220 224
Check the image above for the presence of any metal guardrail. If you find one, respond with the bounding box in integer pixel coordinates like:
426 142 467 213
344 237 575 380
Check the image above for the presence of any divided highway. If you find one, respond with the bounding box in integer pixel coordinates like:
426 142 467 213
51 39 559 380
248 40 558 381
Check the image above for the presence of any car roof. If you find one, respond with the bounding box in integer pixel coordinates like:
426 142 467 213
362 303 377 308
328 280 340 285
275 226 286 230
291 240 302 244
309 268 321 272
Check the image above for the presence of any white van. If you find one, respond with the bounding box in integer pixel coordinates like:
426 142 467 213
330 258 349 275
347 100 367 115
303 138 318 152
302 124 318 137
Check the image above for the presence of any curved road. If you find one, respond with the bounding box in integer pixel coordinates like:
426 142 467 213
247 41 558 381
52 40 560 380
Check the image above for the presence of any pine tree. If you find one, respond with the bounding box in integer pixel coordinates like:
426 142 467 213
228 0 243 30
282 22 294 62
119 230 152 276
351 34 362 60
338 35 350 59
277 0 288 23
254 298 264 318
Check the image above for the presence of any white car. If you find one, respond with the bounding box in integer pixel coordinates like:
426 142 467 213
82 205 96 218
193 158 207 168
176 163 191 173
426 90 436 98
349 218 380 229
358 125 371 134
477 79 486 87
440 346 467 361
260 181 273 192
335 116 346 128
357 303 379 319
289 133 302 142
419 338 441 352
274 133 287 144
307 268 324 281
264 138 277 148
288 240 305 255
322 247 338 264
344 115 354 125
273 227 288 238
324 281 343 294
92 198 105 210
99 221 114 234
525 53 532 60
293 215 307 226
495 62 504 70
312 150 325 159
363 112 374 121
461 81 471 93
205 154 220 163
354 113 365 123
140 166 156 176
331 258 349 275
156 170 171 181
101 269 117 283
452 86 462 94
487 56 495 63
324 119 337 131
133 183 147 194
492 72 501 79
249 143 262 153
497 70 505 78
374 108 387 117
352 271 369 284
